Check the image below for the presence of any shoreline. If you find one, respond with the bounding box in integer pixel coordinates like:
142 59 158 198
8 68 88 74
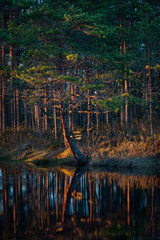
0 145 160 175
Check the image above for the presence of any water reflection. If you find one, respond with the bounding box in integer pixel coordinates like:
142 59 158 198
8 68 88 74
0 164 160 239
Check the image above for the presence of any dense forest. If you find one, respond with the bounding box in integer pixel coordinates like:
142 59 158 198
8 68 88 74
0 0 160 159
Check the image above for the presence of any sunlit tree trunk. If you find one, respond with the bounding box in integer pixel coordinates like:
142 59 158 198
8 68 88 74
70 84 74 102
16 89 20 131
35 103 39 134
54 105 57 140
87 90 90 137
44 84 47 132
120 18 124 125
106 110 109 125
96 108 99 135
147 44 154 140
124 41 128 125
13 91 16 131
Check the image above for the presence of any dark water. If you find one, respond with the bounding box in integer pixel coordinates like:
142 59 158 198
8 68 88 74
0 163 160 240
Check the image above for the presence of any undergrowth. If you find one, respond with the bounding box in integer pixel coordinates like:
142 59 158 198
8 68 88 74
0 119 160 161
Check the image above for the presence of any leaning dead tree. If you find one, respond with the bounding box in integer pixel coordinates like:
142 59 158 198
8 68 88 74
60 101 88 166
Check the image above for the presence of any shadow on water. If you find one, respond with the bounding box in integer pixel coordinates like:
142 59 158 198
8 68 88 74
0 162 160 239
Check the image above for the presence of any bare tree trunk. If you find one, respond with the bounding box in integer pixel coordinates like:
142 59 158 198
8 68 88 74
147 18 154 140
35 103 39 134
147 64 154 140
120 84 123 125
120 18 124 126
44 85 47 132
124 41 128 125
2 42 5 132
1 9 5 132
87 90 90 136
16 89 19 131
60 101 88 165
96 112 99 135
9 8 14 131
24 102 27 127
106 110 109 125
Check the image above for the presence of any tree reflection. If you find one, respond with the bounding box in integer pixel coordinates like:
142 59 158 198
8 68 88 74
62 168 86 229
0 165 160 239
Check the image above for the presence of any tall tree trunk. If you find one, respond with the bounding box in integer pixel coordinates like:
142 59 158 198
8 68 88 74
120 84 124 125
147 64 154 140
44 84 47 132
87 90 90 136
24 102 27 127
1 8 5 131
2 42 5 132
60 101 88 165
9 7 14 130
146 12 154 140
120 18 124 125
106 110 109 125
124 41 128 125
35 103 39 134
16 89 19 131
14 91 16 131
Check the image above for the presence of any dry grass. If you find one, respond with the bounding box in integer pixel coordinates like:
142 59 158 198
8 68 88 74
91 135 160 161
0 123 160 169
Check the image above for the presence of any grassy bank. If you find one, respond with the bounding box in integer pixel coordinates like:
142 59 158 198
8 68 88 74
0 128 160 172
90 135 160 160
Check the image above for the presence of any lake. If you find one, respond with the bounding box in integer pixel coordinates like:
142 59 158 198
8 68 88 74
0 162 160 239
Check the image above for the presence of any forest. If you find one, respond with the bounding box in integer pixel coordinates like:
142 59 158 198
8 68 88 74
1 1 160 239
0 0 160 163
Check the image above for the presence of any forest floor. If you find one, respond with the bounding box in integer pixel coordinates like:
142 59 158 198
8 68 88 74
0 137 160 175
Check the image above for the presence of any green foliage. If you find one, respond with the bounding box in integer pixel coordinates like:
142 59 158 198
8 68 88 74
0 0 159 123
57 75 80 83
91 95 124 112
